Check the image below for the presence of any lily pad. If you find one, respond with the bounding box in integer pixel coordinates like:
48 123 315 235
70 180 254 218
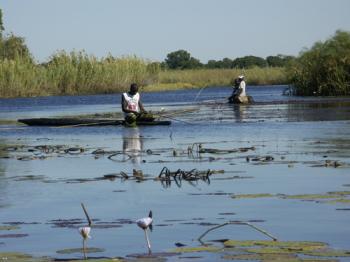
222 253 338 261
56 247 105 254
0 225 20 231
223 240 327 251
302 249 350 257
326 199 350 204
222 253 298 261
231 193 275 199
171 246 221 253
327 191 350 196
0 252 49 261
281 194 339 200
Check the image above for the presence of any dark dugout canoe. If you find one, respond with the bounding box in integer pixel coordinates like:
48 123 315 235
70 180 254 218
18 118 171 127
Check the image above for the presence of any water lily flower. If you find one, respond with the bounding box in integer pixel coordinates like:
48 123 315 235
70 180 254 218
78 226 91 240
136 211 153 253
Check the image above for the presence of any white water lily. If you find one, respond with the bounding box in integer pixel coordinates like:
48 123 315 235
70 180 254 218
78 226 91 240
136 216 153 230
136 211 153 253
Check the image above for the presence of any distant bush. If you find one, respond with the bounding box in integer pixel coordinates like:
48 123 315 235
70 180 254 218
287 30 350 96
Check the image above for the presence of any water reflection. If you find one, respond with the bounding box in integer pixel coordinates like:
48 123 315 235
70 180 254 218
232 105 248 122
0 140 9 208
122 127 143 165
286 101 350 122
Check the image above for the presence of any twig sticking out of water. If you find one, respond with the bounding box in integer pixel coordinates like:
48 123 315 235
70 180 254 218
81 203 92 227
197 221 278 245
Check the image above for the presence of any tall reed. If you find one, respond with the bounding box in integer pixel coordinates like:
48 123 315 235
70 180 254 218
145 67 287 91
0 51 160 98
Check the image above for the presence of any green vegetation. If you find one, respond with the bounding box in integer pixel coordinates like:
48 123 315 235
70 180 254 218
147 67 287 91
287 30 350 96
0 53 160 97
164 50 294 69
2 7 348 98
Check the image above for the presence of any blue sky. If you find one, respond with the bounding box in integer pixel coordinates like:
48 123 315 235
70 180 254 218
2 0 350 62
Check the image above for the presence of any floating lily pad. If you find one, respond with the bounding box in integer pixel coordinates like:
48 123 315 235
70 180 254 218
0 233 28 238
55 259 122 262
281 194 339 200
303 249 350 257
0 252 49 261
327 191 350 196
126 252 178 261
222 253 297 261
0 225 20 231
223 240 327 251
222 253 338 261
171 246 221 253
231 193 275 199
248 247 300 254
56 247 105 254
326 199 350 204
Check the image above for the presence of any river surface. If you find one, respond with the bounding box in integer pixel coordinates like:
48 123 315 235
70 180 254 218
0 86 350 261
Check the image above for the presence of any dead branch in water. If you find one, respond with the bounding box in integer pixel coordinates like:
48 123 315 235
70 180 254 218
198 221 278 245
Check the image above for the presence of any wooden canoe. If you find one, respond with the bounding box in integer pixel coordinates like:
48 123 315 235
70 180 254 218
17 118 171 127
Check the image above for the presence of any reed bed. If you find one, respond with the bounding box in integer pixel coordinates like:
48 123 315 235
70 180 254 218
146 67 287 92
0 51 287 98
0 51 159 98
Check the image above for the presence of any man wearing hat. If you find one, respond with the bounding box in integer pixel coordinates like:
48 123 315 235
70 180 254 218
229 75 250 103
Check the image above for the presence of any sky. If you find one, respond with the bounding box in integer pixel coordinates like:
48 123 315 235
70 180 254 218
1 0 350 63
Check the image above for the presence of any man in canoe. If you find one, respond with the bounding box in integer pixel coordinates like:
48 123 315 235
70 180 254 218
122 83 154 126
228 75 253 104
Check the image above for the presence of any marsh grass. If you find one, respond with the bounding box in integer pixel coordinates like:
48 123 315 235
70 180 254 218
155 67 287 88
0 51 159 98
0 51 287 98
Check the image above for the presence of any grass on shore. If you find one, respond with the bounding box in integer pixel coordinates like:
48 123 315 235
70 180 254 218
146 67 287 92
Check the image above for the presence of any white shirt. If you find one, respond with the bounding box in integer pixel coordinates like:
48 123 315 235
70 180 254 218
239 81 246 97
123 92 140 113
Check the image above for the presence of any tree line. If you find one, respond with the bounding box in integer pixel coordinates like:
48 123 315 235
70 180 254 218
162 50 295 70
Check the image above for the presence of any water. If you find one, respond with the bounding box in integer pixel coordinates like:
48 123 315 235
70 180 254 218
0 86 350 261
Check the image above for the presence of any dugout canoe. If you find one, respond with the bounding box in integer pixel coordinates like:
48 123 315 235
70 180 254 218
17 118 171 127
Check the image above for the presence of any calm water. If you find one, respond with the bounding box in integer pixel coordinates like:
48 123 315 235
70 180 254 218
0 86 350 261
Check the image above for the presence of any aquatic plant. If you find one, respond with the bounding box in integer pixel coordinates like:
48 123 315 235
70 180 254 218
79 203 93 259
0 52 160 98
136 211 153 254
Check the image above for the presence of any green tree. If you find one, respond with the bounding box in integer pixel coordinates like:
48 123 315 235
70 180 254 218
266 55 294 67
165 50 202 69
0 34 32 61
287 30 350 96
232 56 267 68
0 9 4 38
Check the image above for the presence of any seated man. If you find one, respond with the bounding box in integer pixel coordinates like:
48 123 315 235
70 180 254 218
228 75 252 104
121 83 153 126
